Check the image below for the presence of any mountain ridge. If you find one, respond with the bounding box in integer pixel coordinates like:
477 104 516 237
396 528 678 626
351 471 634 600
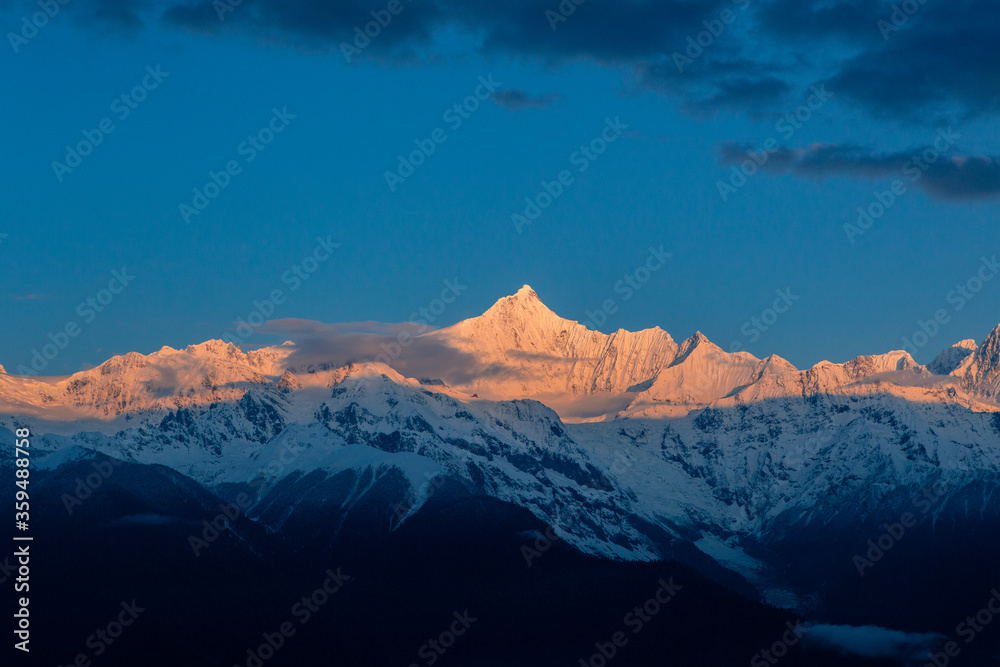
4 285 1000 625
2 285 997 422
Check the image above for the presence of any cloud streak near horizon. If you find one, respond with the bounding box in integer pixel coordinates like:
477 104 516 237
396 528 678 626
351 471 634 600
491 88 562 111
801 623 945 663
258 318 508 385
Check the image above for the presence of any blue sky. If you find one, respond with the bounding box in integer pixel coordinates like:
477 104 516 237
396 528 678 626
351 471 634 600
1 0 998 374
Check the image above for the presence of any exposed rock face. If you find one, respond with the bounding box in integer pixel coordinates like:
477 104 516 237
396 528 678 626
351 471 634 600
427 285 681 400
928 339 977 375
962 325 1000 398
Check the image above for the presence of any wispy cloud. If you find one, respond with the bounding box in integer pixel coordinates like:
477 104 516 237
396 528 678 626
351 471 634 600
492 88 562 111
260 318 509 385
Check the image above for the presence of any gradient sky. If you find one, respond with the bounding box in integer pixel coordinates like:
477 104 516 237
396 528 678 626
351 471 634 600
1 0 998 374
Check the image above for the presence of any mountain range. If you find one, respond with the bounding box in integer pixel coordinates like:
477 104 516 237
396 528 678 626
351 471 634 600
4 285 1000 665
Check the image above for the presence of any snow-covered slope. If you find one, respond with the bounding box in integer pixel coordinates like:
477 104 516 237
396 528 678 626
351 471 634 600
3 285 1000 607
929 339 978 375
4 285 997 422
426 285 680 410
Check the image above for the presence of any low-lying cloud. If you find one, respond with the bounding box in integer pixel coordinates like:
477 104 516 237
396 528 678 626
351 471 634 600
260 318 508 385
802 623 945 664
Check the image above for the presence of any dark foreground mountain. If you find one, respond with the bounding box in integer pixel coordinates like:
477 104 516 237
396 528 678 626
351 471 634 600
8 452 910 667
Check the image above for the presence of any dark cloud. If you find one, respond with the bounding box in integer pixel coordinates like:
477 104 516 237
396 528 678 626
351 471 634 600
755 0 888 45
163 0 443 58
629 56 794 117
916 157 1000 200
440 0 730 62
11 0 149 32
81 0 147 30
35 0 784 113
687 76 793 115
751 0 1000 121
491 88 562 111
718 139 1000 200
12 0 1000 122
824 0 1000 120
156 0 729 61
532 0 984 122
10 0 722 56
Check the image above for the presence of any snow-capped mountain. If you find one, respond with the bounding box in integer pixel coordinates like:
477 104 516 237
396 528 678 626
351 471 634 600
427 285 680 406
3 285 1000 619
958 324 1000 398
928 338 978 375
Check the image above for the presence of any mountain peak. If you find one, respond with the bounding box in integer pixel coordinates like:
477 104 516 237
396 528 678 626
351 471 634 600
665 331 728 370
183 339 246 361
966 324 1000 395
929 339 979 375
982 324 1000 348
513 284 539 300
974 325 1000 366
677 330 719 352
477 285 566 328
